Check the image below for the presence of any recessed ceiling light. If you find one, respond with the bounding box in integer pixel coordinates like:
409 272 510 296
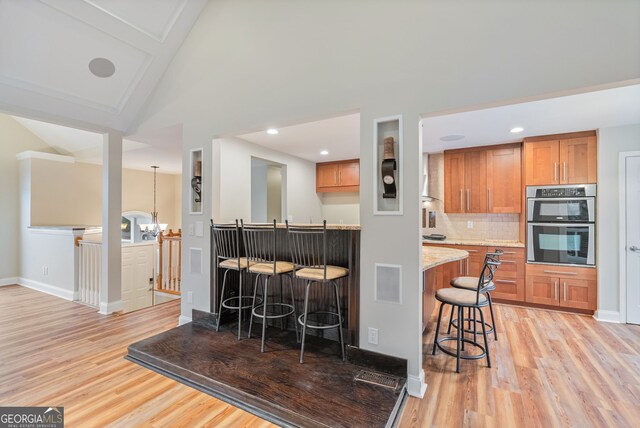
510 127 524 133
440 135 465 142
267 128 279 135
88 57 115 78
320 150 329 155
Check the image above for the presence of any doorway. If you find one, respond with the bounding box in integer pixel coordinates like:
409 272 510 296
623 153 640 324
251 157 285 223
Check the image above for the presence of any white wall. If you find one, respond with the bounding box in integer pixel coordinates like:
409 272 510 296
0 115 55 283
130 0 640 396
250 162 268 222
597 123 640 318
215 137 322 223
320 193 360 224
25 155 181 230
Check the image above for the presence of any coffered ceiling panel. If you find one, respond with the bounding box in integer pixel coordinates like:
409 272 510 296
0 0 206 131
84 0 188 42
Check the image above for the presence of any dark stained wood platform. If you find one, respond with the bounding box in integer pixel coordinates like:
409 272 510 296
127 320 406 428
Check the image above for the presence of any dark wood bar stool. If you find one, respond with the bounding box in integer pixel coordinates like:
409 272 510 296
286 220 347 363
448 250 503 340
213 220 258 340
432 259 500 373
244 220 299 352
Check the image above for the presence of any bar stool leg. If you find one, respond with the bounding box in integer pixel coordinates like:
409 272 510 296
479 307 491 368
300 280 312 363
260 275 269 353
456 306 463 373
487 293 497 340
333 281 345 361
216 269 230 332
248 274 261 339
431 303 445 355
237 270 243 340
288 275 300 342
447 305 455 334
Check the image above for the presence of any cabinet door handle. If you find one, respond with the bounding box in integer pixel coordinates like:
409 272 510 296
563 162 567 182
488 188 492 211
543 270 577 276
554 162 558 183
460 189 464 211
466 249 479 253
495 279 517 284
554 280 558 300
500 260 516 264
466 189 470 211
563 282 567 302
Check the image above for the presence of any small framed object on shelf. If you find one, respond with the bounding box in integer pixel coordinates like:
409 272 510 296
373 115 403 215
190 148 203 214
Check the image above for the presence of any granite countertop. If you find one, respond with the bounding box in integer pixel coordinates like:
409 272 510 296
272 223 360 230
28 225 101 231
422 246 469 271
423 238 525 248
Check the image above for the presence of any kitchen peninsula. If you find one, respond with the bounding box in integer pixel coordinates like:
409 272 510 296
422 245 469 331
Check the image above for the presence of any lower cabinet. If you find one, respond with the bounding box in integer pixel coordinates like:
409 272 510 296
525 264 597 311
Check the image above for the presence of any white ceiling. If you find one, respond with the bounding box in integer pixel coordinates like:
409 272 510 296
236 113 360 163
0 0 206 131
423 85 640 152
13 116 183 174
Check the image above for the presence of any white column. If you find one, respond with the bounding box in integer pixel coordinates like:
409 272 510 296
99 131 123 314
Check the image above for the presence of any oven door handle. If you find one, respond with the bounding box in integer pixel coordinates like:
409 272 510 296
528 222 595 227
528 197 594 202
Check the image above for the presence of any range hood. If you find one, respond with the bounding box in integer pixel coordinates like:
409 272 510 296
422 153 438 201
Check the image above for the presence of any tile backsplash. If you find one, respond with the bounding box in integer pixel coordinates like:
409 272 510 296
422 153 520 241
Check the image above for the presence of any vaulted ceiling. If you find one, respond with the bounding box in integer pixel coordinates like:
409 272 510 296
0 0 206 132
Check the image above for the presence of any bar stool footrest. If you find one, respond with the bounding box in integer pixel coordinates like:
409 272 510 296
252 303 295 320
297 311 342 330
435 336 487 360
222 296 260 311
450 317 494 335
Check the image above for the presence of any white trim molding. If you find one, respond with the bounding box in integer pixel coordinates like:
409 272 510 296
593 310 621 323
618 151 640 324
16 150 75 163
99 300 123 315
407 369 427 398
17 277 75 301
178 315 192 326
0 277 19 287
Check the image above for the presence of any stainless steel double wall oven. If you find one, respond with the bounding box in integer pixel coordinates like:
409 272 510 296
526 184 596 266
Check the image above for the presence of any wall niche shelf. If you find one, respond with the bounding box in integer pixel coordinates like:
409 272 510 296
190 149 203 215
373 115 403 215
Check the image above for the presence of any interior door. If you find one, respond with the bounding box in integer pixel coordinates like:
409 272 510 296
626 156 640 324
463 151 487 213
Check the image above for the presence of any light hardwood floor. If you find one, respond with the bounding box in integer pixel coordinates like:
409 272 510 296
0 285 274 428
400 303 640 427
2 285 639 427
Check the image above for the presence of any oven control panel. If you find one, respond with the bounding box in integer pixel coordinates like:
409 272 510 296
526 184 596 199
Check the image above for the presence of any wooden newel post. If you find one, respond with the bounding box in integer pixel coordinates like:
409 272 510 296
157 231 164 290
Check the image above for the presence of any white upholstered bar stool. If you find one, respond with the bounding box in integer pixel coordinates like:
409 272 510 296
286 220 348 363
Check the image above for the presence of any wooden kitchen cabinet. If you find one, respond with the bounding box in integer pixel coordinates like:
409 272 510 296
490 246 526 302
525 264 597 311
559 136 597 184
524 131 597 185
444 143 520 214
444 152 465 213
486 146 521 213
316 159 359 193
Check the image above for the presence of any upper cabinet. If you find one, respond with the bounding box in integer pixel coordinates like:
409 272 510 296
316 159 360 193
444 143 521 214
524 131 597 185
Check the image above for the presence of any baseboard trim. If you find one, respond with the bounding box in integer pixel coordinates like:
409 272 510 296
99 300 123 315
406 370 427 398
178 315 193 326
593 310 621 323
17 277 74 301
0 277 19 287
